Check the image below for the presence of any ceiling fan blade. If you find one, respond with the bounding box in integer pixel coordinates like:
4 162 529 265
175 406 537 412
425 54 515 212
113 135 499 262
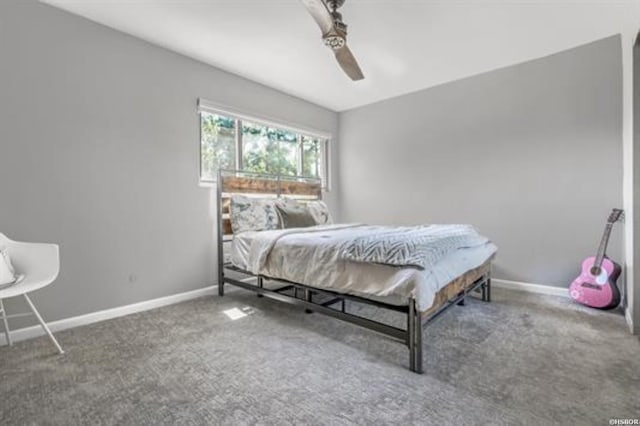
300 0 335 35
334 45 365 81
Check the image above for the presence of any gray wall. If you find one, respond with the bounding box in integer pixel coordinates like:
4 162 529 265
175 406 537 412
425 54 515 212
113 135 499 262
0 0 338 325
338 36 623 288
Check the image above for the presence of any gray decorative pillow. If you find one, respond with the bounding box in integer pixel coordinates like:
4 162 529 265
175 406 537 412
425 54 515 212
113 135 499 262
275 203 317 229
306 201 333 225
230 196 280 234
0 249 17 286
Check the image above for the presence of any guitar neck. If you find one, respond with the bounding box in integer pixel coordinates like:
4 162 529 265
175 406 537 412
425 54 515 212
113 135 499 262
594 223 614 268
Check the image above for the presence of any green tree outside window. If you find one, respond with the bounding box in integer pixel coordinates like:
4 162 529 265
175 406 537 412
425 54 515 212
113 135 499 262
200 111 327 184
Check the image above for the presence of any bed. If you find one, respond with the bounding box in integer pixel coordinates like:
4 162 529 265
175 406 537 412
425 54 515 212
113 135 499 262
217 170 496 373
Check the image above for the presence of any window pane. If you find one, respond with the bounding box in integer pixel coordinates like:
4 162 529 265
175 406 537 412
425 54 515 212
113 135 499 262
242 121 298 176
302 136 321 178
200 112 235 181
198 108 327 186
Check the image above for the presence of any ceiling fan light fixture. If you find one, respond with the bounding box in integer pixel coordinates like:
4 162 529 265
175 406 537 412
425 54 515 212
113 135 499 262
323 34 346 50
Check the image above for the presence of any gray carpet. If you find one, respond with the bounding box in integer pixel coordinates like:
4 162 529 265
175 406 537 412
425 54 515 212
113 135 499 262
0 287 638 425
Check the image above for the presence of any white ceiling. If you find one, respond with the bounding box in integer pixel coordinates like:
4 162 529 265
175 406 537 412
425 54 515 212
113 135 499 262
41 0 640 111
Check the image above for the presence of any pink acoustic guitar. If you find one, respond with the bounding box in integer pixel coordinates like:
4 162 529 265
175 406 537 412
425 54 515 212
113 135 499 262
569 208 623 310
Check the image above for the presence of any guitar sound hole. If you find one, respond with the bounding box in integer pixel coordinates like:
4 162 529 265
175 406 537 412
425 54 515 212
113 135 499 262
590 266 601 276
581 282 602 290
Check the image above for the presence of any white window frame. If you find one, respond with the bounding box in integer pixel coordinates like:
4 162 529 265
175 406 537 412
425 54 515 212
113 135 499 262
198 99 331 190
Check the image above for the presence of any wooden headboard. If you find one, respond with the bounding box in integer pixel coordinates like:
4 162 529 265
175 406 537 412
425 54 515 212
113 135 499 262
217 170 323 239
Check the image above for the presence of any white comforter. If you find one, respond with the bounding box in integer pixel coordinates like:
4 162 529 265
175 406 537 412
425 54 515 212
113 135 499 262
231 224 497 311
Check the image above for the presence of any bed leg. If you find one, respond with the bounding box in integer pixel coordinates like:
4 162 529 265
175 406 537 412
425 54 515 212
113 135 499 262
481 272 492 303
218 274 224 297
257 276 264 298
304 289 313 314
457 298 466 306
408 299 424 374
408 299 415 372
415 307 423 374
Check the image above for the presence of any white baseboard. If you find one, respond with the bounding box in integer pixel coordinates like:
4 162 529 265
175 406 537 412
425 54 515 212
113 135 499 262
0 285 216 346
625 307 634 334
495 279 637 334
491 278 569 298
0 278 591 346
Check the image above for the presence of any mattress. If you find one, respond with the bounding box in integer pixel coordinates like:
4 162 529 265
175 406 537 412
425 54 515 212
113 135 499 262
230 224 497 311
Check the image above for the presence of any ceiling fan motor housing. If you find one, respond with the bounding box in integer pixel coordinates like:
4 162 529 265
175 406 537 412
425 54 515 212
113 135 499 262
326 0 346 10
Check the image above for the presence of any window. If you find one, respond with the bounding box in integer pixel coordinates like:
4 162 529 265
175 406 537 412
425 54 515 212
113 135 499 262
199 109 330 187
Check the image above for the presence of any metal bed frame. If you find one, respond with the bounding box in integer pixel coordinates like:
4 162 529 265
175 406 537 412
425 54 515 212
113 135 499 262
216 170 492 373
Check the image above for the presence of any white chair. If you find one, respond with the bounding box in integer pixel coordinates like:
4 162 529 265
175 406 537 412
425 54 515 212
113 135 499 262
0 233 64 354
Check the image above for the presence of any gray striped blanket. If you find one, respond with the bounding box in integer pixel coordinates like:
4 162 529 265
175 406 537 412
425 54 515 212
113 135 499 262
340 224 488 270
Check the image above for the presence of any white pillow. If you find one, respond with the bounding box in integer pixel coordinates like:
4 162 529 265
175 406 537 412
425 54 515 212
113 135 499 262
0 249 17 286
229 195 280 234
306 200 333 225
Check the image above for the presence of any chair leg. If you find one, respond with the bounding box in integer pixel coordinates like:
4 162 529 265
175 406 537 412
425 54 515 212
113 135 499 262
0 299 11 347
23 294 64 354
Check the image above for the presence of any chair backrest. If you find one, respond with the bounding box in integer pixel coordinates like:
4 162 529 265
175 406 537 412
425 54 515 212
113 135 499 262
0 234 60 297
0 233 11 246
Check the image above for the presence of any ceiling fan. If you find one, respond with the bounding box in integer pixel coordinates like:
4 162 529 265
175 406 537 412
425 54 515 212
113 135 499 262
300 0 364 81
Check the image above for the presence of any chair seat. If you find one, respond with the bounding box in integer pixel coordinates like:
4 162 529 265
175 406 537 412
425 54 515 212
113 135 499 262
0 234 59 298
0 277 54 299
